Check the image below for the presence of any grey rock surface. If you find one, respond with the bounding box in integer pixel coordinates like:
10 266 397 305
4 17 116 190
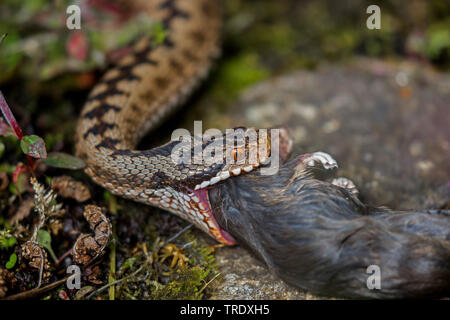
207 59 450 299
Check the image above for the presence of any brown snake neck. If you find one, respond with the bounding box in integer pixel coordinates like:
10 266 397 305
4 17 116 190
75 0 266 244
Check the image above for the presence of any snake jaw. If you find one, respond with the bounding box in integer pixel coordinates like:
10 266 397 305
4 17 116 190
188 131 270 241
191 188 236 245
193 165 260 191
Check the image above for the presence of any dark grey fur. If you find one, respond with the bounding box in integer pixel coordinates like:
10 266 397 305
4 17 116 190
209 156 450 299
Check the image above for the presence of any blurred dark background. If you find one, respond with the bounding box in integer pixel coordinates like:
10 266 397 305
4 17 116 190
0 0 449 171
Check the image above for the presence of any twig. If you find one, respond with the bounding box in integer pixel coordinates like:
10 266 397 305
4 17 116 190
56 248 73 266
199 272 221 294
3 276 70 300
0 33 7 46
37 249 44 288
152 224 193 254
108 224 116 300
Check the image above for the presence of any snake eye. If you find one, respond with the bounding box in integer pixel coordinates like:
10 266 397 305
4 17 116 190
231 147 244 162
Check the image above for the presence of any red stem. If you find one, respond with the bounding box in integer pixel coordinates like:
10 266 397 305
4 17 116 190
0 91 36 170
26 155 36 171
0 91 24 140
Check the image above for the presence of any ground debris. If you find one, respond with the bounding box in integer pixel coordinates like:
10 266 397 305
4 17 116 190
51 176 91 202
85 265 103 285
73 205 111 265
20 241 51 285
8 196 34 225
0 267 10 298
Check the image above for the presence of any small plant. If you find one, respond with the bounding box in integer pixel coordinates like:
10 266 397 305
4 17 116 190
0 91 45 169
0 229 18 270
29 177 64 262
0 230 16 250
5 253 17 269
0 91 85 175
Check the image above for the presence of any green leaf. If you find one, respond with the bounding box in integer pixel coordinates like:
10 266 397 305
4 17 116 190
42 152 85 170
6 236 16 247
20 135 47 159
37 230 58 263
0 235 16 249
37 229 51 247
37 230 52 248
0 141 4 158
6 253 17 269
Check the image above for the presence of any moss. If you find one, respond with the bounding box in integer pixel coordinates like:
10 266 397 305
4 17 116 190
0 230 16 250
148 232 219 300
149 266 209 299
149 22 168 45
209 53 269 106
425 21 450 60
112 229 219 300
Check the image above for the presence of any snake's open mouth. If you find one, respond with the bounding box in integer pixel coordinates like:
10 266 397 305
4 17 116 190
192 187 236 245
193 165 259 191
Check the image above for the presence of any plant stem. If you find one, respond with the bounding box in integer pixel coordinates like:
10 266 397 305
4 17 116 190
3 276 70 300
108 224 116 300
0 91 23 139
0 33 7 46
0 91 37 171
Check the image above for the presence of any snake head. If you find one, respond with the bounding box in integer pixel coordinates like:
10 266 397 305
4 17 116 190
186 127 272 191
159 127 292 245
156 127 275 244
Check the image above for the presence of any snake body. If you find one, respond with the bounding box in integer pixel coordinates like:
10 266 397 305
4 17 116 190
75 0 268 245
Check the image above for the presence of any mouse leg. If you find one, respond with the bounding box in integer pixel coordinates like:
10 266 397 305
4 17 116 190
332 177 359 195
299 151 338 170
290 152 338 183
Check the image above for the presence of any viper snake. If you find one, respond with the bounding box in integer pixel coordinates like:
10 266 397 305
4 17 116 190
74 0 450 298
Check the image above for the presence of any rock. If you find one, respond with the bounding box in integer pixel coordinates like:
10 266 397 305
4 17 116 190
209 245 316 300
208 59 450 299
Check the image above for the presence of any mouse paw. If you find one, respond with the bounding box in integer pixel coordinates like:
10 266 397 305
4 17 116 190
301 152 338 170
332 177 359 195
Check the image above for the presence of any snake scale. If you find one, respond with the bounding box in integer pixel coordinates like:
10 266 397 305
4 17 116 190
74 0 450 298
75 0 261 245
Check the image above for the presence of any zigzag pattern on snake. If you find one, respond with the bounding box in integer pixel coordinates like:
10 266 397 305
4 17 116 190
75 0 269 245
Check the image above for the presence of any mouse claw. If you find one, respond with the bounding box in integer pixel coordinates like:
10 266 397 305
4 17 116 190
332 177 359 195
302 151 338 170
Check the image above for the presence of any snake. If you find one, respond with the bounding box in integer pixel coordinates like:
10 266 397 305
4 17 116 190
73 0 450 299
75 0 269 245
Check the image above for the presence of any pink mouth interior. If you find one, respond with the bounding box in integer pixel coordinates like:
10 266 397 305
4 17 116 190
193 188 236 245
